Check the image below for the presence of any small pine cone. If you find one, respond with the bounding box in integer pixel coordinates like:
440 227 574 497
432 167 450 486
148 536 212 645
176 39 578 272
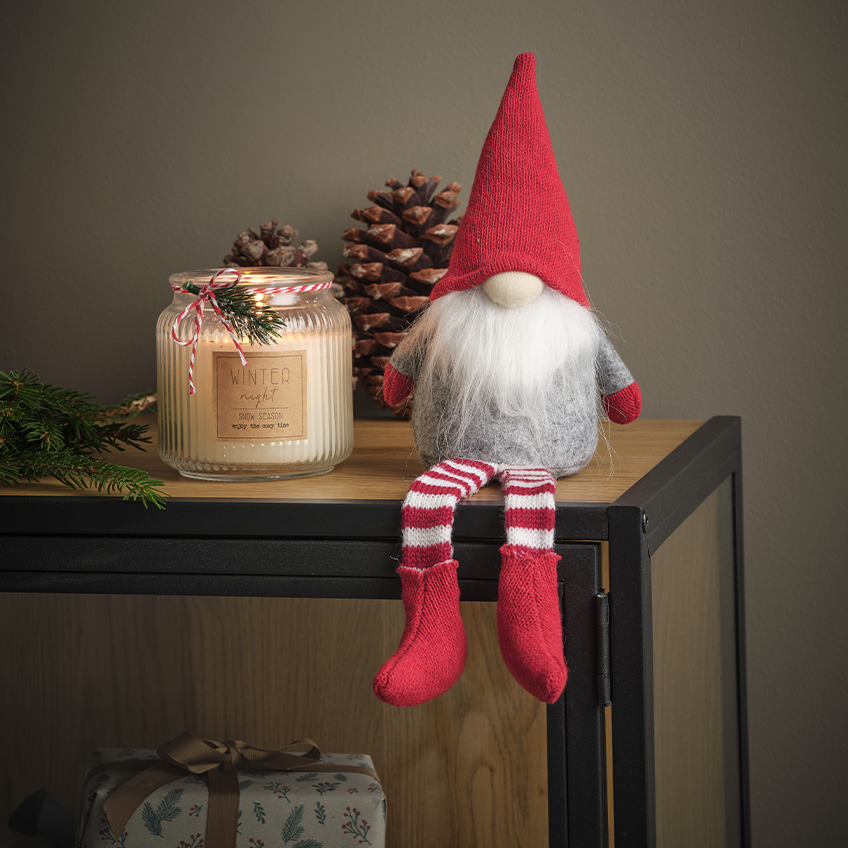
224 220 333 288
338 169 462 418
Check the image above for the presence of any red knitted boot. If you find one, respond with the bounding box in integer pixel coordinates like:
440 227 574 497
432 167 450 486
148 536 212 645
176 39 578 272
373 559 466 707
497 545 567 703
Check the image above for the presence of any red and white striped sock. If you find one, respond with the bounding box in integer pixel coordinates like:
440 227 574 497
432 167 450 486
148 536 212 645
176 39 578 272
496 467 567 704
498 467 557 552
373 458 496 707
401 458 497 569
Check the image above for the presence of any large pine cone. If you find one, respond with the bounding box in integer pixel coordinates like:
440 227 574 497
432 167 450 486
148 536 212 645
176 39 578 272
224 221 329 272
338 169 462 417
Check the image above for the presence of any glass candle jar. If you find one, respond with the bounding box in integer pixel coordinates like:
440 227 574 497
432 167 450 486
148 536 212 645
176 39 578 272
157 267 353 480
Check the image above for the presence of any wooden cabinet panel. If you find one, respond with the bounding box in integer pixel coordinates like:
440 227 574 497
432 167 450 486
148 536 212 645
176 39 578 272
0 595 547 848
651 478 742 847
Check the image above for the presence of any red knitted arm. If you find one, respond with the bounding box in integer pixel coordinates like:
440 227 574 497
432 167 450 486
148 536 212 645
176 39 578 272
603 382 642 425
383 362 414 406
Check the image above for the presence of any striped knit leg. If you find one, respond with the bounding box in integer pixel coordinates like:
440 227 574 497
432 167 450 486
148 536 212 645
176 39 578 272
373 458 496 707
496 467 567 704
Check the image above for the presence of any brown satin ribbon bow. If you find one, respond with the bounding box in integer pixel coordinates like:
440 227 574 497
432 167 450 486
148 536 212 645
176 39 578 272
103 733 372 848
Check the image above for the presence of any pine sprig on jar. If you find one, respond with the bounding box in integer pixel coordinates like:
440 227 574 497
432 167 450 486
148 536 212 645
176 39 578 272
338 169 462 418
0 369 167 508
177 280 286 347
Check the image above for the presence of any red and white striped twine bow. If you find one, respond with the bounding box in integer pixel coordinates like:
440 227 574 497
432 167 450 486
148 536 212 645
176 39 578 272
170 267 334 395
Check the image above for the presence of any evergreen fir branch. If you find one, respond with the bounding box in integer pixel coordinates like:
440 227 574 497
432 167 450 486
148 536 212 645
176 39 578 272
141 802 162 837
0 367 44 407
293 840 323 848
156 788 183 822
20 417 66 450
181 282 286 346
281 805 305 844
0 459 20 486
83 418 152 453
0 369 167 507
11 450 167 508
0 402 23 424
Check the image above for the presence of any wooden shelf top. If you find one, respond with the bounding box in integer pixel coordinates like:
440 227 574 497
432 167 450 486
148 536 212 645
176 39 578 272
1 417 705 506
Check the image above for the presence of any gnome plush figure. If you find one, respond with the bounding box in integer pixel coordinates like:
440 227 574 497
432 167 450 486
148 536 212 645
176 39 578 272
373 53 642 708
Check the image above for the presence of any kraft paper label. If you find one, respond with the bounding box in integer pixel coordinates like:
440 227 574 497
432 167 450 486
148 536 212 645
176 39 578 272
213 350 307 441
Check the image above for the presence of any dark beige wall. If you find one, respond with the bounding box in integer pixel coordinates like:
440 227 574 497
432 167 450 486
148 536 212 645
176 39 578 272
2 1 845 845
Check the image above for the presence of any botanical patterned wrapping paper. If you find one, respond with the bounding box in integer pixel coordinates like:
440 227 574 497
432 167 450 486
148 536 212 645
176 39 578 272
77 748 386 848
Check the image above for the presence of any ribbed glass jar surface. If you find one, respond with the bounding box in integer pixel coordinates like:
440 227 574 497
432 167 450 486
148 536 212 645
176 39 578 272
157 268 353 480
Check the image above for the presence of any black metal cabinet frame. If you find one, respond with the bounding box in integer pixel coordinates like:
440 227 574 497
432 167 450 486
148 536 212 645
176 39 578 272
0 417 749 848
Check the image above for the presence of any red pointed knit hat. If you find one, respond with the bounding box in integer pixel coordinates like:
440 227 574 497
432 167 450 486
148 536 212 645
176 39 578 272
431 53 588 307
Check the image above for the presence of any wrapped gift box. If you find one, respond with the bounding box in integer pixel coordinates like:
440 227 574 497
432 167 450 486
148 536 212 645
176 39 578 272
78 736 386 848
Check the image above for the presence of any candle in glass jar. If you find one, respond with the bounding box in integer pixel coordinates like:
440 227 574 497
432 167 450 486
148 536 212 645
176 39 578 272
157 268 353 480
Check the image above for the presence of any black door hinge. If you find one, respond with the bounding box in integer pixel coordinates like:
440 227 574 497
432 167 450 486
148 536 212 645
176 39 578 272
596 592 611 706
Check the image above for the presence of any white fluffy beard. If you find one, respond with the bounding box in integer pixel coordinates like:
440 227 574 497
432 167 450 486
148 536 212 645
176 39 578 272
405 285 602 448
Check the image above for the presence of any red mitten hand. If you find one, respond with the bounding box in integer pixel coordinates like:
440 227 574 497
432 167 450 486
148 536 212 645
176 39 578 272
603 382 642 425
383 362 414 406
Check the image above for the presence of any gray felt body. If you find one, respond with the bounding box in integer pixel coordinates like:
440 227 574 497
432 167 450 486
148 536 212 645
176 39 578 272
391 332 635 478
